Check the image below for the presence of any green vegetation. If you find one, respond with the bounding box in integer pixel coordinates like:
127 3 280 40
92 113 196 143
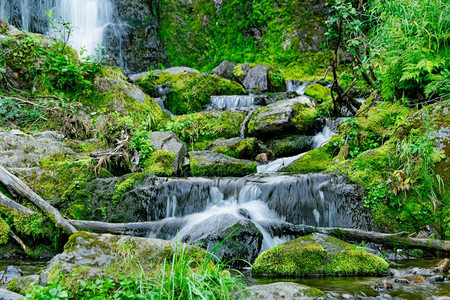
138 72 246 115
189 152 257 177
25 236 248 299
252 234 388 276
143 149 177 176
210 138 259 160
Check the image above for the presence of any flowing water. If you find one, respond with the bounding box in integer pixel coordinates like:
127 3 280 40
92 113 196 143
0 0 114 58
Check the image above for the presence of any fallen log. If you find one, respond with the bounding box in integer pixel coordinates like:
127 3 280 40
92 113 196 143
8 230 32 255
70 218 186 238
0 192 35 216
0 165 77 234
261 222 450 253
70 218 450 253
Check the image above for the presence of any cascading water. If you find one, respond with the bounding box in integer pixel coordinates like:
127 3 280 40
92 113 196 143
0 0 114 58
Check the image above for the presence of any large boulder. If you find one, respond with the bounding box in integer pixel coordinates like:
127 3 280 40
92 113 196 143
150 131 187 174
242 65 286 93
247 97 318 139
246 282 324 300
208 137 260 160
188 151 257 176
252 233 389 276
180 214 263 268
0 129 74 169
39 231 202 286
0 266 22 287
0 289 23 300
211 60 236 80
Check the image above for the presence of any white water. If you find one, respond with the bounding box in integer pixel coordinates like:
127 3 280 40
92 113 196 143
0 0 114 58
51 0 113 58
210 95 257 110
257 152 306 173
286 80 310 95
173 185 288 250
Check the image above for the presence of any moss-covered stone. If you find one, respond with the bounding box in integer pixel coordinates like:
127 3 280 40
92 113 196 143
252 233 389 276
282 137 337 173
189 151 257 177
209 137 260 159
266 134 313 158
143 149 177 176
0 217 9 245
138 71 246 115
159 111 245 151
268 66 287 92
305 83 332 101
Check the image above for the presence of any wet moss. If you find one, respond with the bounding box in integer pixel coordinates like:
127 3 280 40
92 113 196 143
252 234 388 276
268 66 286 92
189 153 257 177
112 173 147 204
211 138 259 159
143 149 177 176
304 83 331 102
292 104 319 132
0 217 9 245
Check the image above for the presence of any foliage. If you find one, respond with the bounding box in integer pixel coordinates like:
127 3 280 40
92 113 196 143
25 242 247 299
369 0 450 101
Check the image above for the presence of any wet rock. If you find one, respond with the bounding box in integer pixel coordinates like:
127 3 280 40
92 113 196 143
208 137 260 160
266 134 313 157
211 60 236 80
150 131 187 174
252 233 389 276
414 224 442 239
0 288 23 300
233 63 251 83
394 278 410 284
154 67 199 76
247 96 317 139
246 282 324 300
182 215 263 267
39 232 199 286
429 275 445 282
242 65 286 93
188 151 257 177
373 280 393 291
255 153 268 162
8 275 38 294
0 266 22 286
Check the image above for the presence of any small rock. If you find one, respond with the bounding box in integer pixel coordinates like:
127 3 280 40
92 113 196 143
255 153 268 162
211 60 236 80
373 280 393 291
0 266 22 285
394 278 410 284
246 282 324 300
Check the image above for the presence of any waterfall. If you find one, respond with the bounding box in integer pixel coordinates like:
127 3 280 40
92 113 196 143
0 0 114 58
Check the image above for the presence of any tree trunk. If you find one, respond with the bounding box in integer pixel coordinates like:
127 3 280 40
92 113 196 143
0 166 77 234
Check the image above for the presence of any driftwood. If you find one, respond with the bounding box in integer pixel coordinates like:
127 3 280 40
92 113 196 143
0 166 77 234
0 192 35 216
8 231 31 255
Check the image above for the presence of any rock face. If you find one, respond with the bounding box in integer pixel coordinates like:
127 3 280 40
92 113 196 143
0 266 22 286
246 282 324 300
252 233 389 276
188 151 257 177
0 288 23 300
150 131 187 174
211 60 236 80
0 130 74 169
248 97 318 139
39 231 200 286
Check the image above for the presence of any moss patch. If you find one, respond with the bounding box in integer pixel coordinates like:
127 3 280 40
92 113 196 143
305 83 332 102
210 138 259 159
252 233 388 276
189 151 257 177
143 149 177 176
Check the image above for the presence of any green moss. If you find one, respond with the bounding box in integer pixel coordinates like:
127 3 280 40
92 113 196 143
0 217 9 245
232 64 247 82
292 104 319 132
160 111 245 151
143 149 177 176
189 152 257 177
268 66 286 92
112 173 147 204
252 234 388 276
304 83 331 101
139 72 245 115
282 137 337 173
211 138 259 159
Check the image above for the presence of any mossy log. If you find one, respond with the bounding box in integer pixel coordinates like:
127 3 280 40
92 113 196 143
0 192 35 216
0 165 77 234
261 221 450 253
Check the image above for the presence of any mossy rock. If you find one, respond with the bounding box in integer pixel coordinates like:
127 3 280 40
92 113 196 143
208 137 260 160
159 111 245 150
138 71 246 115
252 233 389 276
282 136 337 173
304 83 331 102
247 282 324 299
143 149 177 176
267 134 314 158
248 97 318 139
189 151 257 177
